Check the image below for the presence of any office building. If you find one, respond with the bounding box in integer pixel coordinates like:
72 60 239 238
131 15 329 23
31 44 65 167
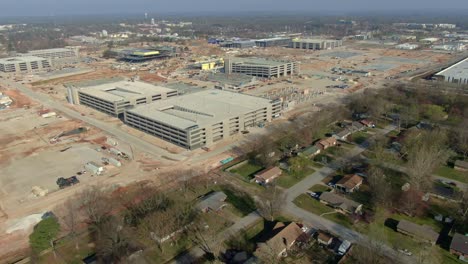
289 39 343 50
224 57 298 78
0 56 51 73
124 90 282 149
68 80 177 116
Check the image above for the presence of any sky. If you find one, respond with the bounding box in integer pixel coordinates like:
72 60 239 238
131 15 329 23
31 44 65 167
1 0 468 16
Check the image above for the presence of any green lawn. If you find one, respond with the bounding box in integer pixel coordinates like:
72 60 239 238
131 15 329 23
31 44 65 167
293 194 353 228
349 131 371 144
276 167 315 188
308 184 331 193
229 162 264 181
220 186 256 216
293 194 333 215
435 166 468 184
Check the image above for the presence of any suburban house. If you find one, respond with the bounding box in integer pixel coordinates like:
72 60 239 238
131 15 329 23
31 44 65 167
350 121 366 132
335 174 364 193
429 185 461 202
259 222 308 257
396 220 440 245
196 191 227 213
255 167 282 184
319 192 363 215
316 137 337 150
455 160 468 172
334 129 352 141
359 119 375 128
450 233 468 260
299 145 321 157
317 231 334 246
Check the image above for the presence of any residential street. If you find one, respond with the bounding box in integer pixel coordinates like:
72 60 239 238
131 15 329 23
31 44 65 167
281 125 413 263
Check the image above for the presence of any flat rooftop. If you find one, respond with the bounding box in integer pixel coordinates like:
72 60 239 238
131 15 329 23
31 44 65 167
436 57 468 80
0 56 47 63
25 48 75 53
127 89 272 130
292 39 340 43
79 80 175 102
229 57 293 66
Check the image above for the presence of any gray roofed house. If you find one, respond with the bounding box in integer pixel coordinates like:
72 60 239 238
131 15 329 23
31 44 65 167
450 233 468 259
196 191 227 212
319 192 362 215
396 220 440 245
299 145 321 157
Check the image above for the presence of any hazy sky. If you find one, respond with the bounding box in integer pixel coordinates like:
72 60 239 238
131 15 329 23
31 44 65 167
1 0 468 16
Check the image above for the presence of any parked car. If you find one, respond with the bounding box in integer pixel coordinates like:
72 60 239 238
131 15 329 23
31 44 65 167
56 176 79 189
307 191 320 199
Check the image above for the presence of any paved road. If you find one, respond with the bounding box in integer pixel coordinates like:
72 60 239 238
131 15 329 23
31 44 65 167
172 211 261 264
282 125 412 263
0 80 185 161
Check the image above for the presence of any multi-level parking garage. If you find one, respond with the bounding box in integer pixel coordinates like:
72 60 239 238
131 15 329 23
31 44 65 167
224 57 298 78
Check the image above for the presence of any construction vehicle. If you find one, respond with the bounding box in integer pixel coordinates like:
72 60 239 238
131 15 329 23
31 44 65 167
56 176 79 189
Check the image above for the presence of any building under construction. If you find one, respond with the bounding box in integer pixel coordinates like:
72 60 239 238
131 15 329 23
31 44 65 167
289 39 343 50
67 79 177 116
124 89 282 149
118 46 178 62
224 57 298 78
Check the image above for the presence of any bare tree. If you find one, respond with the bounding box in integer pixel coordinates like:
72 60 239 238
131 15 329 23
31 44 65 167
405 130 451 192
256 186 286 222
79 186 114 233
60 198 82 250
367 166 393 208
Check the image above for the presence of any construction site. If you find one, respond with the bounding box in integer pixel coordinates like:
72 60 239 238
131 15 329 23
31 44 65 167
0 34 462 263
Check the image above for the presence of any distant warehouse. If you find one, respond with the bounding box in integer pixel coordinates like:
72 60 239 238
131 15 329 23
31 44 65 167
434 57 468 85
224 57 298 78
124 90 282 149
67 79 177 116
289 39 343 50
255 37 291 48
0 56 51 73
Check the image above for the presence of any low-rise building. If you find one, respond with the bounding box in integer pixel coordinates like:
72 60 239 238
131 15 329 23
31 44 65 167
396 220 439 245
255 167 282 184
319 192 363 215
450 233 468 260
434 57 468 85
259 222 308 257
196 191 227 212
395 43 419 50
299 145 321 157
316 137 337 150
255 37 291 48
335 174 364 193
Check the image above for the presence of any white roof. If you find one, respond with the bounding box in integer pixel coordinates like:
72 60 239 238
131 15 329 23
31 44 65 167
79 80 175 102
127 89 272 130
436 57 468 80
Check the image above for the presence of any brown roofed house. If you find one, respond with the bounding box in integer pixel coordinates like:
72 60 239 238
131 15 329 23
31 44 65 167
316 137 337 150
454 160 468 172
259 222 308 257
335 174 364 193
396 220 439 245
255 166 282 184
450 233 468 259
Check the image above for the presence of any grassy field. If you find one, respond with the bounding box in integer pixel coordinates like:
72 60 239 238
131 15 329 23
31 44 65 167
229 162 264 181
349 131 371 144
435 166 468 184
276 167 315 188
